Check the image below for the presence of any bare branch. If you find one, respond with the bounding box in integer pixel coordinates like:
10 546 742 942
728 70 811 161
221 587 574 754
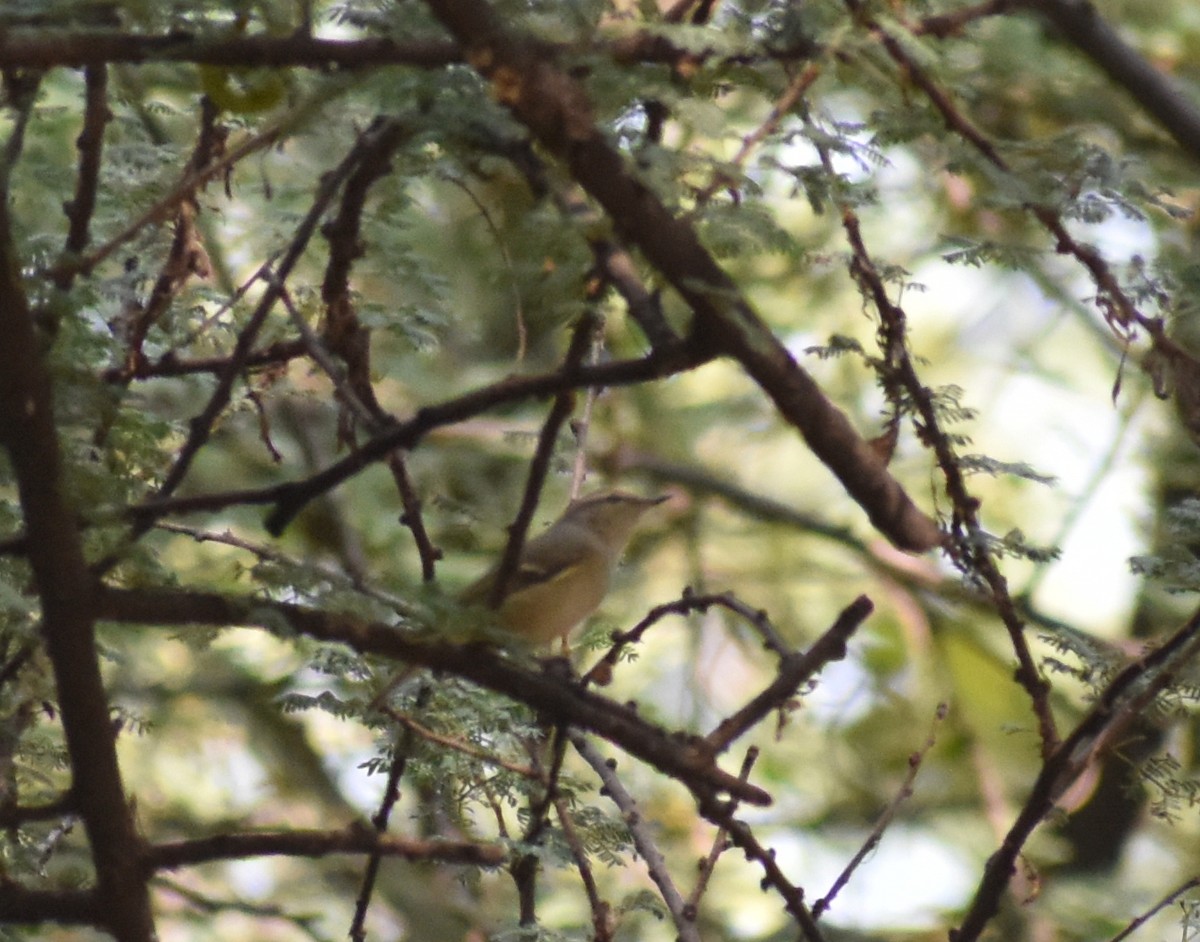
380 706 542 780
97 584 773 807
554 791 614 942
0 884 98 925
705 595 872 754
695 789 826 942
0 31 461 70
1022 0 1200 164
44 117 284 283
148 825 505 871
351 683 433 942
813 703 947 920
489 313 595 607
420 0 942 554
574 733 701 942
1107 875 1200 942
0 794 75 827
54 62 109 287
262 337 709 535
914 0 1016 38
0 85 154 940
953 603 1200 942
685 748 760 922
809 98 1060 753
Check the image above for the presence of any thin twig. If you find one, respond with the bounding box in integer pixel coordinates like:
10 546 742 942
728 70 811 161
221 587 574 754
381 707 542 780
153 877 324 940
554 792 613 942
511 726 570 925
569 321 605 499
441 171 526 359
1107 875 1200 942
275 276 375 423
350 683 432 942
488 313 595 607
262 337 706 536
584 589 792 687
913 0 1015 37
100 337 307 382
812 124 1059 754
705 595 872 754
44 118 285 282
695 60 822 207
695 788 825 942
97 99 224 443
574 733 701 942
953 603 1200 942
813 702 947 919
147 824 505 870
548 177 678 349
55 62 109 288
152 522 418 615
684 747 759 921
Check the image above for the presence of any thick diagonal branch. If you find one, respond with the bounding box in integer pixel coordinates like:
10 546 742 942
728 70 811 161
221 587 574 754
1024 0 1200 164
420 0 940 553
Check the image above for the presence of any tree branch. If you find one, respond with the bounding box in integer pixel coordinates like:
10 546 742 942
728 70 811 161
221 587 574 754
704 595 872 754
96 584 773 807
573 733 701 942
420 0 942 554
0 100 154 940
54 61 109 288
147 825 504 870
490 313 595 607
1022 0 1200 165
953 603 1200 942
0 31 461 70
262 337 708 535
0 885 98 925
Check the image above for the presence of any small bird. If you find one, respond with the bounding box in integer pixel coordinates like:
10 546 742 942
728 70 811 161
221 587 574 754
461 491 668 646
366 491 666 712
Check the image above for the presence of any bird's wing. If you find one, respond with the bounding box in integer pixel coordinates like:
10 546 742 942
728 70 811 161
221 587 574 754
461 529 596 603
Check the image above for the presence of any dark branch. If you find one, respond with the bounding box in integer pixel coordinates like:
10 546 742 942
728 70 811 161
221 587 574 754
489 313 595 607
100 338 308 382
54 61 109 287
953 603 1200 942
0 885 98 925
97 584 774 806
0 90 154 939
420 0 942 554
0 31 461 70
148 825 504 871
573 733 702 942
262 337 708 535
705 595 873 754
1023 0 1200 165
